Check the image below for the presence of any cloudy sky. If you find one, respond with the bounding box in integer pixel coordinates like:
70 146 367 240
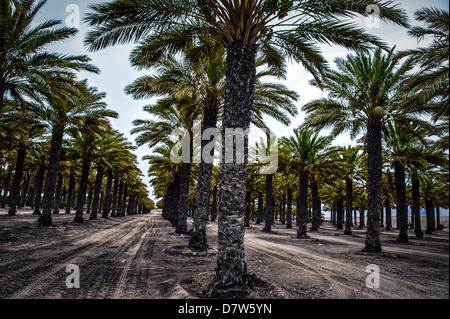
33 0 449 199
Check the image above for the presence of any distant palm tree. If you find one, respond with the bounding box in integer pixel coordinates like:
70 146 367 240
280 128 331 238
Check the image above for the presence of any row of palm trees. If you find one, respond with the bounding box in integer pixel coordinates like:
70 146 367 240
81 0 447 297
1 0 448 298
0 0 153 225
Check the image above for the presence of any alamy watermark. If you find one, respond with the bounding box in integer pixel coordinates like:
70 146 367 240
365 264 380 288
169 121 278 174
66 264 80 289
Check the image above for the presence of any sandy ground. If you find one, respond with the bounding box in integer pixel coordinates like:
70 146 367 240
0 209 448 299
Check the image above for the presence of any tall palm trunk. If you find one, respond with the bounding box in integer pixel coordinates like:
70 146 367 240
310 180 321 231
90 164 104 220
189 106 218 250
73 158 91 223
296 175 308 238
19 171 30 208
395 164 408 242
102 169 113 218
263 174 274 232
32 166 46 215
385 198 392 231
344 177 353 235
175 161 191 234
8 146 26 215
256 193 263 225
52 173 63 214
210 185 217 222
65 174 75 214
286 188 293 229
1 165 13 208
38 125 64 226
210 41 256 297
363 122 382 252
336 198 344 229
425 199 433 234
111 175 119 217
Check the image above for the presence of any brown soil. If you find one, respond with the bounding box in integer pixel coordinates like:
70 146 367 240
0 210 448 299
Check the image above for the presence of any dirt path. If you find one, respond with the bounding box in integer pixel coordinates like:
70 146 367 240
0 211 448 299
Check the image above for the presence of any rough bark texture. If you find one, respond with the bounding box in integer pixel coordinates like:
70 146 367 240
344 177 353 235
176 161 191 234
209 41 256 298
336 199 344 230
210 185 217 222
262 174 274 232
90 165 104 220
425 199 433 234
8 146 26 216
38 126 64 226
32 166 46 215
395 164 408 243
73 158 91 224
363 122 382 252
189 106 218 250
296 175 308 238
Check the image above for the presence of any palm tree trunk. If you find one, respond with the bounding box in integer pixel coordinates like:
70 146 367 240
210 185 217 222
121 183 128 216
19 171 30 208
189 106 218 250
281 193 286 225
359 207 365 228
385 198 392 231
363 122 382 252
111 175 119 217
263 174 274 232
176 161 191 234
286 188 292 229
256 193 263 225
344 177 353 235
209 41 256 297
395 164 408 242
52 173 63 214
32 166 46 215
8 146 27 216
310 181 321 231
86 187 93 215
336 198 344 230
73 158 91 223
38 125 64 226
65 174 75 214
102 169 113 218
117 179 124 217
425 199 433 234
244 191 251 227
296 175 308 238
1 165 13 208
90 164 104 220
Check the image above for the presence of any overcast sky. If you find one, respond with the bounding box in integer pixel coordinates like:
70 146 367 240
33 0 449 199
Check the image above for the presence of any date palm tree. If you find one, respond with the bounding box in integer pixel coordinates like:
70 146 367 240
0 0 100 114
280 128 332 238
302 48 430 252
85 0 409 296
30 78 118 226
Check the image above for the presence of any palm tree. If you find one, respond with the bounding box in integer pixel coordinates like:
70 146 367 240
398 7 448 123
331 146 364 235
302 48 429 252
31 78 118 226
0 0 100 114
85 0 409 296
280 128 332 238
